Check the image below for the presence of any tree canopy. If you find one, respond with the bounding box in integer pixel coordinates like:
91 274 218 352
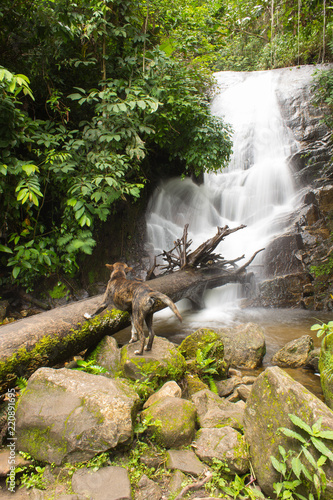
0 0 332 290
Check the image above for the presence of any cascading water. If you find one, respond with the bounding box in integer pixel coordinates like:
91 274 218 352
145 69 299 317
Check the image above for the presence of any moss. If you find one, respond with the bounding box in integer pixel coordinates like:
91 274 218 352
0 309 130 392
319 333 333 409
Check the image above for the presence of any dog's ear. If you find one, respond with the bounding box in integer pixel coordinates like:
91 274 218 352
105 264 114 271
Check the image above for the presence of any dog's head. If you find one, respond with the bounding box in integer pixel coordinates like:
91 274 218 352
106 262 133 279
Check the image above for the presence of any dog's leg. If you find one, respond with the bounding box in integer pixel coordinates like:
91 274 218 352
144 312 155 351
129 315 138 343
132 309 146 356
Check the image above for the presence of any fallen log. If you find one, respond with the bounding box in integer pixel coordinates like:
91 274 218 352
0 225 262 393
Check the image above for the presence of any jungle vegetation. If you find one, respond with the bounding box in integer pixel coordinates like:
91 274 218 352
0 0 332 290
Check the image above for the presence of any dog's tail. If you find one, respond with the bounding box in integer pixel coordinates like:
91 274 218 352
152 291 182 322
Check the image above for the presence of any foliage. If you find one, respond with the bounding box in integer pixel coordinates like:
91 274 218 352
205 458 264 499
311 319 333 340
194 342 220 393
13 453 47 490
271 414 333 500
72 358 107 375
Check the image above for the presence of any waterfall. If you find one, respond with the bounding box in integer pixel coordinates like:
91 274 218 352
145 69 300 316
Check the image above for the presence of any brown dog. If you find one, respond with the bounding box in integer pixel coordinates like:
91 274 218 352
84 262 182 355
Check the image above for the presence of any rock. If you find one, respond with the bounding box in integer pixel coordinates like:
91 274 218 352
71 466 132 500
143 381 182 409
319 333 333 410
244 366 333 499
263 233 304 277
88 335 120 376
0 449 31 476
184 373 209 397
139 450 165 469
219 323 266 369
136 474 162 500
120 337 186 381
251 272 313 308
191 389 244 431
16 367 140 465
306 347 320 371
141 396 197 448
168 470 186 496
216 376 242 397
271 335 314 368
235 384 252 401
178 328 227 378
194 426 249 475
166 449 206 476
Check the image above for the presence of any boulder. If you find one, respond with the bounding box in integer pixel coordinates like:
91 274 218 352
193 426 249 475
16 367 140 465
71 466 132 500
272 335 314 368
251 272 313 308
120 337 186 381
178 328 227 378
216 376 242 397
136 474 162 500
143 381 182 409
191 389 244 431
184 373 209 397
88 335 120 377
166 449 206 476
219 323 266 369
141 396 197 448
244 366 333 499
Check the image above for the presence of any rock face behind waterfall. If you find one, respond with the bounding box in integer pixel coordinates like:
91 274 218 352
250 64 333 311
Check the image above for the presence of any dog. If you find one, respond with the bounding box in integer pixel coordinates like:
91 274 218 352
84 262 182 355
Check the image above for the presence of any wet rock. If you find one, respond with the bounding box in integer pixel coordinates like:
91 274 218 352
306 347 320 371
136 474 162 500
244 366 333 499
272 335 314 368
120 337 186 381
141 396 197 448
194 426 249 475
216 376 242 397
16 367 140 465
252 272 312 308
71 466 132 500
219 323 266 369
191 389 244 431
143 381 181 409
263 233 304 277
88 335 120 377
166 449 205 476
234 384 252 401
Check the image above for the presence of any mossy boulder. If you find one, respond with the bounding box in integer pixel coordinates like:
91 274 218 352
87 335 121 377
120 336 186 382
319 332 333 410
178 328 227 378
16 367 140 465
141 396 197 448
244 366 333 499
194 426 249 475
191 389 245 431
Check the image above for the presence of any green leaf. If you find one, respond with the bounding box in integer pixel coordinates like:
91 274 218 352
271 456 286 475
279 427 307 444
289 414 313 435
291 457 302 479
302 446 317 468
0 244 13 254
317 430 333 440
12 266 21 278
311 437 333 461
22 164 39 176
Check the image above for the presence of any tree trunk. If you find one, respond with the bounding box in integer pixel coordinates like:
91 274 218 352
0 265 254 393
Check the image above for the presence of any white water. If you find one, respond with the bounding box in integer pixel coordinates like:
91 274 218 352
146 70 299 316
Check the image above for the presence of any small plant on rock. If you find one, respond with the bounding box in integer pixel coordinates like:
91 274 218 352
271 414 333 500
194 342 220 393
72 359 107 375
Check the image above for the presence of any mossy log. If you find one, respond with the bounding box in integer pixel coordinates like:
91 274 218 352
0 264 255 393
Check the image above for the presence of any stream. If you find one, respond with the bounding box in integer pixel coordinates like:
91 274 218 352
116 68 331 398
